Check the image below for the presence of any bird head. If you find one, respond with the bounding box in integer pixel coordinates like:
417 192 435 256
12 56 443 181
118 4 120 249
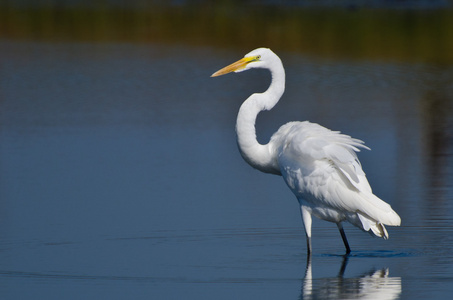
211 48 274 77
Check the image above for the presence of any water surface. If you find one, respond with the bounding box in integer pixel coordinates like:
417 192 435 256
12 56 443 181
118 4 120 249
1 26 453 300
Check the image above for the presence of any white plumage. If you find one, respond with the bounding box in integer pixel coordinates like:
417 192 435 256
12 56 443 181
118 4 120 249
212 48 401 254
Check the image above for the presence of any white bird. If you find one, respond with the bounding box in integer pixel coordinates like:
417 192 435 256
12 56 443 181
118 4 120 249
211 48 401 255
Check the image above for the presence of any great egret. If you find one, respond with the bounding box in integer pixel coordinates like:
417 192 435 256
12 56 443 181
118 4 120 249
211 48 401 255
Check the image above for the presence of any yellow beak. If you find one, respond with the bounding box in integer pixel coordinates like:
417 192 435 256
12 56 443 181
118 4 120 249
211 56 260 77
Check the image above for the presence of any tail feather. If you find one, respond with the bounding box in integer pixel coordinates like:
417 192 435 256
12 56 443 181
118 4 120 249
359 193 401 226
357 212 390 239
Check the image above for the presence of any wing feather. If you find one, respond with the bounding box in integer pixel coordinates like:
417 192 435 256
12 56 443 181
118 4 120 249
274 121 400 226
277 121 371 194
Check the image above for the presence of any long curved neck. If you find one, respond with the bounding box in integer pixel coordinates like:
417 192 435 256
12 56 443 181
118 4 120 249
235 59 285 175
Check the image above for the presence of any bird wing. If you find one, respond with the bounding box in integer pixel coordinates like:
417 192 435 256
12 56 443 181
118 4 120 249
274 121 399 225
275 121 371 192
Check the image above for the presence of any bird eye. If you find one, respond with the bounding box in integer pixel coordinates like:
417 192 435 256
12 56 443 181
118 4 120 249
256 55 261 60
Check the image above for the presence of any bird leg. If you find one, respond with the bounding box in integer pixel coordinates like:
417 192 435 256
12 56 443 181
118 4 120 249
337 223 351 254
300 206 313 255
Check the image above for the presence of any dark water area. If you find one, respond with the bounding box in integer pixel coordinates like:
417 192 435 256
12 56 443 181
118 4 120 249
1 2 453 300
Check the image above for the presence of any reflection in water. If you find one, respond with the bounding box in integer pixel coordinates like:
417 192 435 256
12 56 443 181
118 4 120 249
302 256 401 300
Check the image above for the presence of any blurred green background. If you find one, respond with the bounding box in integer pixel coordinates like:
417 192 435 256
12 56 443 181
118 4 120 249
1 0 453 63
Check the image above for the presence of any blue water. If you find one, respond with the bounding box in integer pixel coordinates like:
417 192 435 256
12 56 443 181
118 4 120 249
0 41 452 299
